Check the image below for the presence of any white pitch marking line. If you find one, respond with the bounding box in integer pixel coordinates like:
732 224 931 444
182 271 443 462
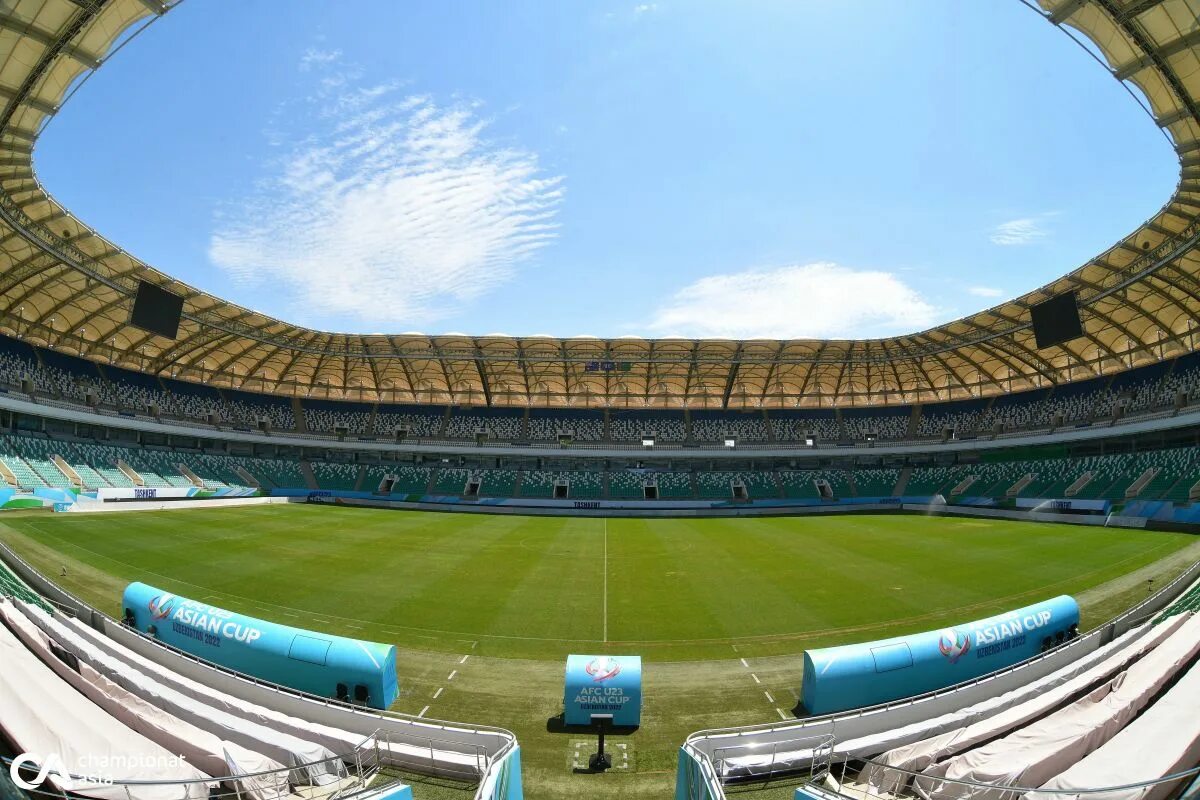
447 670 458 681
750 673 761 684
603 517 608 643
739 658 749 668
432 687 444 699
418 705 429 718
776 708 789 721
764 691 775 703
459 655 469 664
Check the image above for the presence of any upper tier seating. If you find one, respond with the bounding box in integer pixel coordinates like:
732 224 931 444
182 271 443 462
3 331 1200 447
527 409 605 441
444 407 524 441
373 405 443 438
609 410 686 442
770 411 840 442
690 411 769 443
840 410 910 442
303 399 372 435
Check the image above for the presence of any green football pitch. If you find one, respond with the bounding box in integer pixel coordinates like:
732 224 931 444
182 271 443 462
1 505 1197 800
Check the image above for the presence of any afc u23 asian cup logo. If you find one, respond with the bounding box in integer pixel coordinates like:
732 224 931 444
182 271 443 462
938 628 971 664
585 656 621 683
148 593 176 621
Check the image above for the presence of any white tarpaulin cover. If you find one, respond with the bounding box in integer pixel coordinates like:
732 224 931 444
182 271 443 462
56 604 486 776
862 614 1189 792
17 602 346 786
1023 658 1200 800
913 612 1200 800
0 601 211 800
0 600 289 800
721 623 1154 779
59 611 369 756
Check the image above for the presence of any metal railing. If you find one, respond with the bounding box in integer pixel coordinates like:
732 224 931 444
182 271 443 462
712 734 835 784
815 756 1200 800
1 731 387 800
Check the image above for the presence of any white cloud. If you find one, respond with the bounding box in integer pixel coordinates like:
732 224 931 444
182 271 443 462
990 217 1048 246
644 262 938 339
967 285 1005 298
299 47 342 71
210 74 564 329
634 3 658 13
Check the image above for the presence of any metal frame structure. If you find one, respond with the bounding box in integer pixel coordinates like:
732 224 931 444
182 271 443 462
0 0 1198 409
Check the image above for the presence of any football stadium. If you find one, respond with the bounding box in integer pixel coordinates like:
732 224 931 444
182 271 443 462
1 1 1200 800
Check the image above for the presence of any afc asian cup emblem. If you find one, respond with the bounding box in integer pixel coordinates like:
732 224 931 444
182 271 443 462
148 593 176 621
938 628 971 664
585 656 622 683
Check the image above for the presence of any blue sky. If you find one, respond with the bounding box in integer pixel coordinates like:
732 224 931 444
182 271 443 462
36 1 1178 339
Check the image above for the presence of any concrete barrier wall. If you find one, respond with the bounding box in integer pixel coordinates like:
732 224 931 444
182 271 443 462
900 502 1148 528
65 496 289 514
286 490 909 519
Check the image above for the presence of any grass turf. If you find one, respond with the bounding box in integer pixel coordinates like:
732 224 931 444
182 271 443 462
1 505 1196 800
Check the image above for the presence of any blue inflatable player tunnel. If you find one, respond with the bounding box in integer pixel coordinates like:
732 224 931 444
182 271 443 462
123 582 398 709
802 595 1079 715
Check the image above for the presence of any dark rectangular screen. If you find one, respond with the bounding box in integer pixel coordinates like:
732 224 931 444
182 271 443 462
129 280 184 339
1030 291 1083 349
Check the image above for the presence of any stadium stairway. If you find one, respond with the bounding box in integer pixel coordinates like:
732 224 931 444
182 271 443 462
892 466 913 497
907 404 923 438
291 397 307 433
299 460 318 490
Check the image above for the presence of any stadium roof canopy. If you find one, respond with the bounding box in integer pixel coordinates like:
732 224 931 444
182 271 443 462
0 0 1198 410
